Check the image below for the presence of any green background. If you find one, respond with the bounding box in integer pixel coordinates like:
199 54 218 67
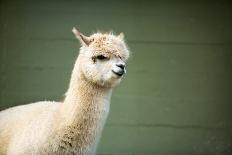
0 0 232 154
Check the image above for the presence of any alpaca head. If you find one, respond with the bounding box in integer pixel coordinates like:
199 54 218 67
72 27 130 87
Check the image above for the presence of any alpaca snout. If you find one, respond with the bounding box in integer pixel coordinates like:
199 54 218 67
112 64 126 77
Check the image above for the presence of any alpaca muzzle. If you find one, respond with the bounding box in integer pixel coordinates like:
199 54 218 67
112 64 126 77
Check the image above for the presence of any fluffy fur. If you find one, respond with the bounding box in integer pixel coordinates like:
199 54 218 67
0 28 129 155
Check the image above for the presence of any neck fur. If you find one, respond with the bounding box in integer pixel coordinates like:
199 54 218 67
55 57 112 154
63 57 112 122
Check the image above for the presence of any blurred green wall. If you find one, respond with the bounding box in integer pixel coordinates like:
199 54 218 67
0 0 232 154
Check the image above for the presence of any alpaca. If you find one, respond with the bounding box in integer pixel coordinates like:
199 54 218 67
0 27 129 155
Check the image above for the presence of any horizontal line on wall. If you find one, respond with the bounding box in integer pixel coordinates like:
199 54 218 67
106 123 231 130
2 37 232 46
128 40 232 46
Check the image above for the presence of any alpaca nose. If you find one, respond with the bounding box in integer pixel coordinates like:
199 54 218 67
116 64 125 70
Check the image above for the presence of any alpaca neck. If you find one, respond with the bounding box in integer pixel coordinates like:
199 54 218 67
57 58 112 153
63 71 112 125
63 59 112 124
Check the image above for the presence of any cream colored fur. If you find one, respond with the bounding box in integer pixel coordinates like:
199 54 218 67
0 28 129 155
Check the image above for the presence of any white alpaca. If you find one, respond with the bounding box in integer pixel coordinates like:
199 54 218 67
0 28 129 155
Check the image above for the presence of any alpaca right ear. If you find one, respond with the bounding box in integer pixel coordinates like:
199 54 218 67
118 32 124 40
72 27 92 46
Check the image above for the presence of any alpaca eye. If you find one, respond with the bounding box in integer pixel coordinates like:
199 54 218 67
96 55 108 60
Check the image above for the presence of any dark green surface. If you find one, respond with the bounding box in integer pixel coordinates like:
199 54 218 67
0 0 232 154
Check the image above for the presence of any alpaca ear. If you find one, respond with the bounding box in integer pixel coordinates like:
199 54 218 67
118 32 124 40
72 27 92 46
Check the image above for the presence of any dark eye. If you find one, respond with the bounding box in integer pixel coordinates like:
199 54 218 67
96 55 108 60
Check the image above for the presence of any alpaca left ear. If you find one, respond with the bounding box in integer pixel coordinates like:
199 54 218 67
118 33 124 40
72 27 93 46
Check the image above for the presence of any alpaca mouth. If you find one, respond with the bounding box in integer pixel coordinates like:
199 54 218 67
112 70 124 77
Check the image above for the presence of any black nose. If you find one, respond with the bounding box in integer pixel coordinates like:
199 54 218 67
116 64 125 70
